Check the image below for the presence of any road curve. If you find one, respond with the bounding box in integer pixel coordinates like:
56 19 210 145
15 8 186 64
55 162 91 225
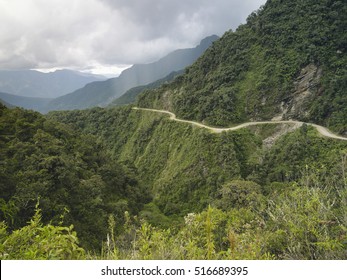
133 107 347 141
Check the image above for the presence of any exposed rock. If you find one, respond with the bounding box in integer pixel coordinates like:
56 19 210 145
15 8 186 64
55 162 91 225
272 64 322 121
162 90 172 110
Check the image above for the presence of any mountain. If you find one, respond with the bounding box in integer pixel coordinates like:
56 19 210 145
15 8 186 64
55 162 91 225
137 0 346 135
0 91 52 112
0 97 14 108
0 104 148 250
45 35 219 111
48 104 347 259
0 69 105 99
110 70 184 106
3 0 347 260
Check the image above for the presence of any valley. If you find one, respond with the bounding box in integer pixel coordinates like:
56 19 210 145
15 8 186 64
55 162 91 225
0 0 346 261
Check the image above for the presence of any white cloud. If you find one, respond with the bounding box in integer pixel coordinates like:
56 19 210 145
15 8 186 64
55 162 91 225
0 0 266 73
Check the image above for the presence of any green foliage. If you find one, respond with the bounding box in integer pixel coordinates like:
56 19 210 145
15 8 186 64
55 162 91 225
136 0 347 135
49 103 347 260
0 207 85 260
261 126 347 186
9 176 337 261
49 107 262 215
265 185 346 259
92 205 274 260
5 0 347 260
93 179 346 260
0 105 148 250
215 180 264 210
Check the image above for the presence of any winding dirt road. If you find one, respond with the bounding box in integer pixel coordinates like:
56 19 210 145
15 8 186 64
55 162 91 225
133 107 347 141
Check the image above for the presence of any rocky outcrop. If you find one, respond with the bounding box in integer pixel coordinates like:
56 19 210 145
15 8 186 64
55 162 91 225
272 64 322 121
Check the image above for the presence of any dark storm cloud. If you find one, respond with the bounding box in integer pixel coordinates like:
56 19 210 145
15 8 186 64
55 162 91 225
100 0 265 40
0 0 266 73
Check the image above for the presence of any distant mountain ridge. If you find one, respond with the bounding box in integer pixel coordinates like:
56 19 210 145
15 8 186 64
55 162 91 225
0 69 105 99
110 70 184 106
45 35 219 111
0 96 15 108
0 91 52 112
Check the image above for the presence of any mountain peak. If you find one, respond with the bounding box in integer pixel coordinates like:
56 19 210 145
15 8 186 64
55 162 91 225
198 34 219 48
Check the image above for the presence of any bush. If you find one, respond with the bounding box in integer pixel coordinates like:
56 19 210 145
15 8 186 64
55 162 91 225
0 208 85 260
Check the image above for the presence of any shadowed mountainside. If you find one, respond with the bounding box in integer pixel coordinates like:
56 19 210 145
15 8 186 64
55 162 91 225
45 35 219 111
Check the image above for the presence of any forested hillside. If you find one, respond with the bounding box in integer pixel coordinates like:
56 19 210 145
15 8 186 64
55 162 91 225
110 70 183 106
1 98 347 259
0 104 149 250
1 0 347 260
137 0 347 134
49 106 347 259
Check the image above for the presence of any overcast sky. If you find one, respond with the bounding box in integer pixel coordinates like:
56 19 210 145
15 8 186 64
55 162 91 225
0 0 266 76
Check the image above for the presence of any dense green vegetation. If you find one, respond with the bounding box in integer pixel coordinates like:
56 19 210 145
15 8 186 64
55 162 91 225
49 107 259 215
0 104 149 250
1 98 347 259
49 107 347 213
137 0 347 134
100 183 346 260
1 0 347 260
47 106 347 259
0 205 85 260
